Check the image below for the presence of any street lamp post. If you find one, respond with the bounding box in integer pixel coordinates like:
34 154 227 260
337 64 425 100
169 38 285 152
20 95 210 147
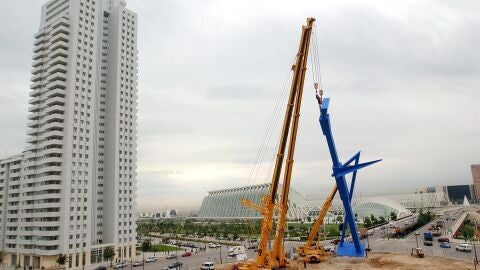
414 231 420 249
219 245 223 264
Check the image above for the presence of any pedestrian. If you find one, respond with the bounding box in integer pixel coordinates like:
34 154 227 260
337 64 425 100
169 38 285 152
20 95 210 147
303 261 307 269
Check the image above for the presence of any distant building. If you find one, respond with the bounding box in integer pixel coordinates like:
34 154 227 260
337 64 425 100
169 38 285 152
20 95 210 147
472 164 480 199
444 184 476 204
137 209 178 220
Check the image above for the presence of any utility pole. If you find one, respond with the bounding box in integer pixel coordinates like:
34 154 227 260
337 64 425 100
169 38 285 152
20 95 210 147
414 231 420 249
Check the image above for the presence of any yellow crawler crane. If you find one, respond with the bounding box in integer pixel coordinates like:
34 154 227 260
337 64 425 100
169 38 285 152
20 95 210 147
296 185 337 263
240 17 315 270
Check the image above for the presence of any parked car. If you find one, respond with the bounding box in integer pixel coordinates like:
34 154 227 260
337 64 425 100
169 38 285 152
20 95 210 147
200 262 215 270
133 261 144 267
456 243 473 252
166 254 177 259
438 237 449 243
423 240 433 246
168 261 183 269
216 244 221 248
208 243 217 248
94 266 107 270
182 252 192 257
113 263 128 269
146 258 155 263
440 242 451 248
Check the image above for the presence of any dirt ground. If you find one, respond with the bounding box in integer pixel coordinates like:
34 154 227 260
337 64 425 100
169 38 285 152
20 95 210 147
218 252 474 270
299 252 474 270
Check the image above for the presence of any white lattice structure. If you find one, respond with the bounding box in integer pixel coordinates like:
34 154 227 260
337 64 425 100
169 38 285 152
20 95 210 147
198 184 450 223
388 192 450 210
198 184 309 220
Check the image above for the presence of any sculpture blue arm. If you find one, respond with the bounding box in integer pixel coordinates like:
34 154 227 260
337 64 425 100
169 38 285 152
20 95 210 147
319 97 382 257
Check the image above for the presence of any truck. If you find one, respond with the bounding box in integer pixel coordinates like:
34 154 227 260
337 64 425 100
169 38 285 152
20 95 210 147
423 232 433 241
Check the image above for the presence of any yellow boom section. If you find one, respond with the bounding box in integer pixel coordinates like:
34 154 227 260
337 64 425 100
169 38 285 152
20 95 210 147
297 185 337 263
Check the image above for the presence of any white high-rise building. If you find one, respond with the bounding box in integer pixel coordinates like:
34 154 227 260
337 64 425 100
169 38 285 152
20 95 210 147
0 0 138 268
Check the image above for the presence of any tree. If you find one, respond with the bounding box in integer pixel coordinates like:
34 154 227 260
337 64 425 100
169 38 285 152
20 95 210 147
336 216 343 224
390 211 397 221
141 241 151 252
463 225 475 241
104 246 115 266
370 214 378 226
379 216 386 224
56 254 67 268
364 216 372 228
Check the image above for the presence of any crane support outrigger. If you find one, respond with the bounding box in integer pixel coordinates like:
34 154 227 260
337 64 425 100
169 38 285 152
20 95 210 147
240 17 315 270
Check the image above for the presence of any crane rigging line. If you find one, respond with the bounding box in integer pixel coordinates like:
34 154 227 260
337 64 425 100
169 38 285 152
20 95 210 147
247 63 294 186
310 23 324 96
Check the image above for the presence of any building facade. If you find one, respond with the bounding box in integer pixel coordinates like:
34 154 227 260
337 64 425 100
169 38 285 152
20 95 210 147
0 0 138 269
472 164 480 200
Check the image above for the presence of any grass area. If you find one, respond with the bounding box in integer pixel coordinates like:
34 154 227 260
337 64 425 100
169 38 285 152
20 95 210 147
150 244 182 252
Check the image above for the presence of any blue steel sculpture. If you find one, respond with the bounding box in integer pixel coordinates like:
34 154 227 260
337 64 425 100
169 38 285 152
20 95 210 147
318 97 382 257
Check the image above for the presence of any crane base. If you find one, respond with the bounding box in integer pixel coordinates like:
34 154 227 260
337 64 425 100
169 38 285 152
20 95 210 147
336 242 365 257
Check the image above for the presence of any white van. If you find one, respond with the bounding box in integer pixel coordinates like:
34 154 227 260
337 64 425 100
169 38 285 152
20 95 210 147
456 243 473 252
228 246 246 256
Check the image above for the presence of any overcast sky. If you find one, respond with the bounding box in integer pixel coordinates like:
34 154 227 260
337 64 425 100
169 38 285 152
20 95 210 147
0 0 479 212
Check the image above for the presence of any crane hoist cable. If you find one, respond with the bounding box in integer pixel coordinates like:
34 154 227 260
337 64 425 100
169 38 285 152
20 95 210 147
247 65 294 186
309 23 325 105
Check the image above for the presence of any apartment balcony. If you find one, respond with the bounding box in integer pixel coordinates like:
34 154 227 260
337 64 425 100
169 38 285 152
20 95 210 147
34 29 47 39
47 55 67 67
41 112 64 123
52 17 70 29
49 40 68 52
31 192 62 201
26 128 39 137
35 173 62 182
46 63 67 74
28 103 41 113
29 88 42 98
36 138 63 149
46 71 66 82
32 58 44 68
30 246 61 256
42 104 64 115
29 211 60 218
37 121 64 134
28 95 41 105
36 156 63 166
43 96 65 107
45 80 67 90
33 35 45 46
30 80 43 89
49 33 69 45
31 66 43 75
51 24 69 36
31 73 43 82
42 88 66 101
48 48 68 59
27 120 40 128
26 136 39 144
28 112 38 121
32 49 45 60
33 43 46 53
38 131 63 142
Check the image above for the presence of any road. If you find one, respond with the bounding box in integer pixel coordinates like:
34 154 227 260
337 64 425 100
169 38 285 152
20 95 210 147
88 241 258 270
